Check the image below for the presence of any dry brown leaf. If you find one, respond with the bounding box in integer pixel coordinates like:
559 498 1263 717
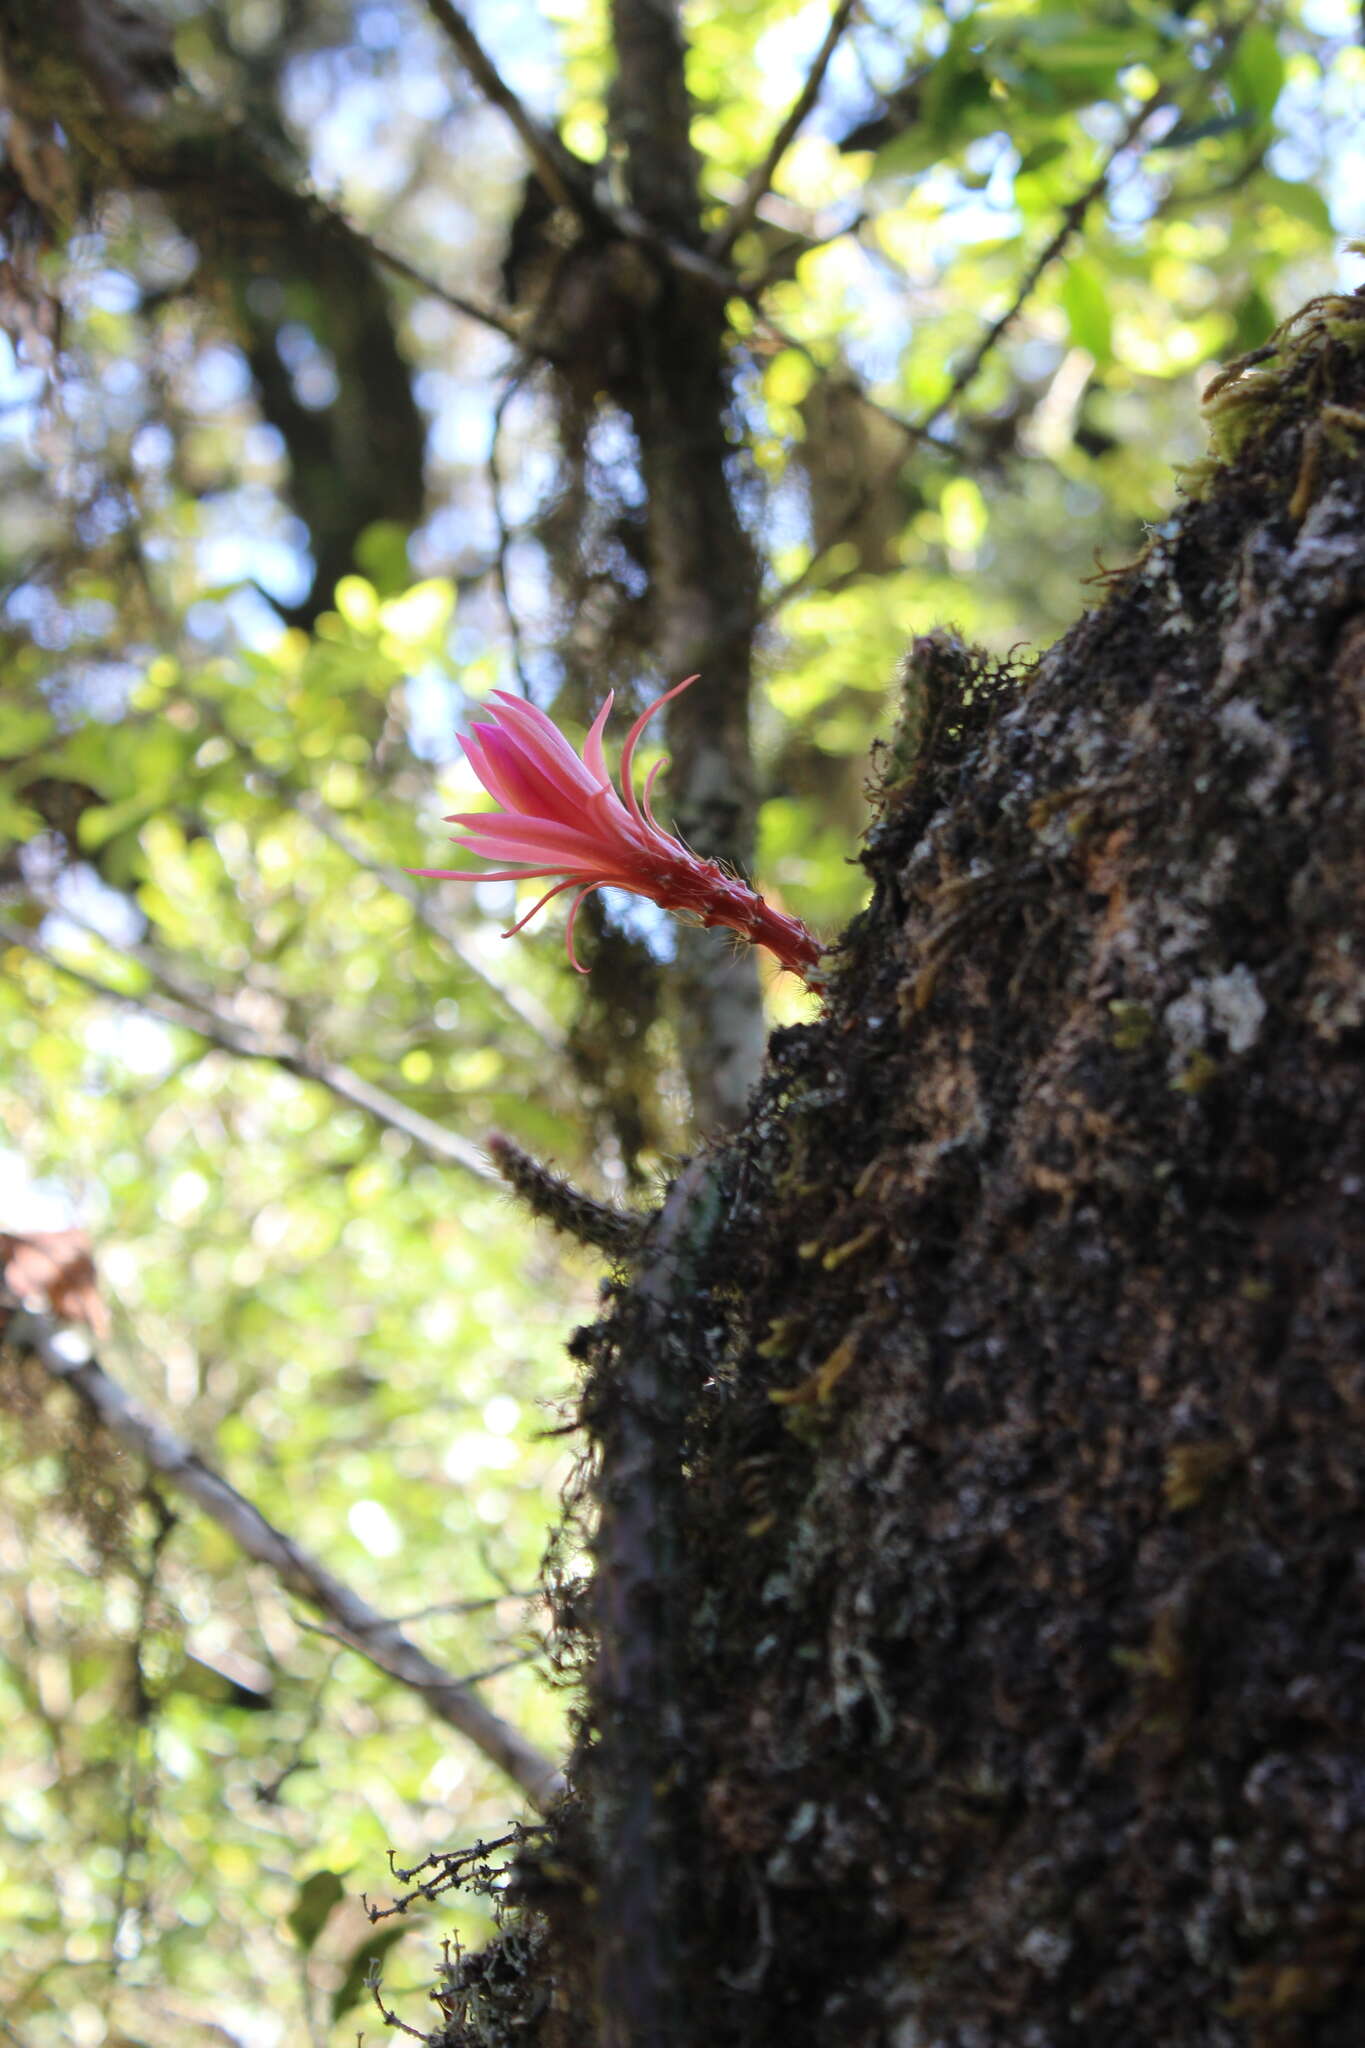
0 1227 111 1338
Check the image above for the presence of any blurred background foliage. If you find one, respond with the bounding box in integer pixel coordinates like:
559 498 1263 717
0 0 1361 2040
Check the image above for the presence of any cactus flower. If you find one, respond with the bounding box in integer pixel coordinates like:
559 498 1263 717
413 677 823 983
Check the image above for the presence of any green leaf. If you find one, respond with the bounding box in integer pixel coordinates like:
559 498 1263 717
331 1924 409 2020
1259 175 1333 237
334 577 380 630
77 794 159 852
0 783 44 848
1060 260 1113 362
0 704 54 756
355 520 415 599
1229 22 1286 123
287 1868 347 1954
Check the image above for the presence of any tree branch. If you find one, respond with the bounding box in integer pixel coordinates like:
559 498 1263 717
228 763 563 1052
707 0 860 262
359 230 542 352
761 87 1169 621
914 91 1163 441
422 0 591 215
0 917 499 1186
3 1305 564 1810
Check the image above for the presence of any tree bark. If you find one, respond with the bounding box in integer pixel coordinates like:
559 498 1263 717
438 289 1365 2046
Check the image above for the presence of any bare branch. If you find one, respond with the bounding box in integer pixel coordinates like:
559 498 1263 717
359 231 540 352
4 1305 565 1811
0 917 499 1187
422 0 589 215
707 0 860 263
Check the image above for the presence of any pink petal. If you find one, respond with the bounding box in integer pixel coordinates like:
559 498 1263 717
581 693 615 787
473 723 589 823
458 728 538 815
407 864 570 881
443 811 630 867
500 876 583 938
485 692 608 799
564 882 605 973
619 674 698 829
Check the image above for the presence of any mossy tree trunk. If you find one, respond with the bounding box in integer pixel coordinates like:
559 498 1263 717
474 298 1365 2045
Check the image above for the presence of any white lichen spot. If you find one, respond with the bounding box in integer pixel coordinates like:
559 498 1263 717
1194 836 1242 908
1216 699 1292 806
1020 1925 1073 1977
1151 898 1208 967
1164 964 1266 1060
1204 965 1267 1053
786 1801 820 1843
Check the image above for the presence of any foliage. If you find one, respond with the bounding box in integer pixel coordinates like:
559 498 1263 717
0 0 1359 2041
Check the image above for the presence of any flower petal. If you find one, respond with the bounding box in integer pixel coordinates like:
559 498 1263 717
619 674 698 829
415 674 824 984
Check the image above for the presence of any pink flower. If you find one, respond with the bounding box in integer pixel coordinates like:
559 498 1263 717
412 677 823 983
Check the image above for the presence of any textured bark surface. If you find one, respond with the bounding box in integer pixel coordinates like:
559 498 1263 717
439 286 1365 2047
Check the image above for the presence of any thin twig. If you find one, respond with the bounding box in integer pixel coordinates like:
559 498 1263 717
295 1621 537 1690
0 917 499 1187
421 0 790 326
378 1590 540 1626
915 92 1163 441
742 204 868 298
708 0 860 262
369 1976 426 2040
489 369 535 695
760 88 1169 621
233 766 562 1050
361 233 538 352
3 1307 565 1810
111 1486 176 1972
422 0 589 216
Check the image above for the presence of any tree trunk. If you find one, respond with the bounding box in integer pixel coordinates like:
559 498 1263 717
441 288 1365 2046
609 0 766 1132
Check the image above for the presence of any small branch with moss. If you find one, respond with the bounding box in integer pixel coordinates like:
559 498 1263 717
488 1134 646 1261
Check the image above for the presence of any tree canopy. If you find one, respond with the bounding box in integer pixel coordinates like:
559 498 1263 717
0 1 1360 2041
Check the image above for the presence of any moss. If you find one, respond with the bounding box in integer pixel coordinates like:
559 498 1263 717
440 283 1365 2048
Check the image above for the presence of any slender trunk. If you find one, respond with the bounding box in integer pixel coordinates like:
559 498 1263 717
610 0 766 1131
